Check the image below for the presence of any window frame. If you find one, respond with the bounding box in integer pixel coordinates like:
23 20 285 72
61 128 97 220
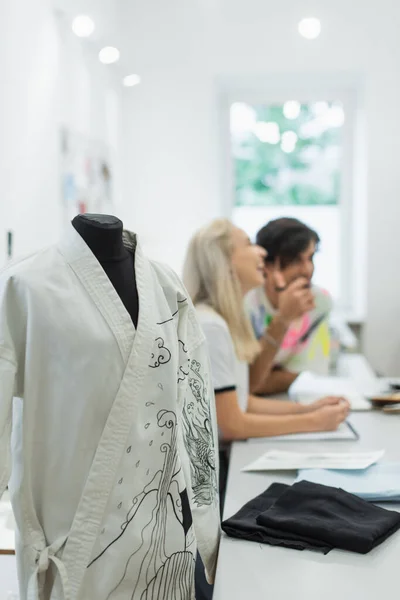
218 74 366 322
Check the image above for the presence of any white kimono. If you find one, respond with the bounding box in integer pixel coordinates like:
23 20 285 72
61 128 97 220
0 226 220 600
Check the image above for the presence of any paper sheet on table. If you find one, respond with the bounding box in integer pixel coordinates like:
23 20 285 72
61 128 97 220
289 371 372 411
296 462 400 501
242 449 385 472
247 421 358 443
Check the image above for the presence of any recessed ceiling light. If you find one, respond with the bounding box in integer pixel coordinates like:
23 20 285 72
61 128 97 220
298 18 321 40
123 74 141 87
99 46 120 65
72 15 95 38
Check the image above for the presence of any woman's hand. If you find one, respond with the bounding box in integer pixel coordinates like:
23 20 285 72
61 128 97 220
306 398 350 432
310 396 350 412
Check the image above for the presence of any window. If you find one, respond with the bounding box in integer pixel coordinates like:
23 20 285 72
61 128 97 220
230 100 344 302
220 75 366 321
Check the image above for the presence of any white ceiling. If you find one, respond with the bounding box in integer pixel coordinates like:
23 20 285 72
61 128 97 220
52 0 122 44
52 0 140 75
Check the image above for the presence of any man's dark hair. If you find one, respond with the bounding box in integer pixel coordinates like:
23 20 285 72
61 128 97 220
256 218 320 269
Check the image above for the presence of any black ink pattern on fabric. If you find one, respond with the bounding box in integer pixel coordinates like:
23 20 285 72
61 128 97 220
178 340 188 353
181 357 218 508
156 314 176 326
177 340 190 384
89 410 195 600
148 337 172 368
142 551 194 600
87 303 211 599
179 488 193 536
156 298 188 325
177 366 190 383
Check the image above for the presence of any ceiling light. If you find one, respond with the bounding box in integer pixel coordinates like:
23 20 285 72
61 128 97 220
72 15 95 38
123 74 141 87
298 18 321 40
99 46 120 65
283 101 301 120
254 121 280 144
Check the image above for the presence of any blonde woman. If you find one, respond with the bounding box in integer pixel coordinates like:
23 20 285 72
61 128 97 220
185 219 349 600
183 220 348 469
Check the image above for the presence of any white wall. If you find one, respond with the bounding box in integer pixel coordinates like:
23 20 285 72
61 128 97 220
0 0 122 266
120 0 400 375
1 0 398 373
0 0 122 588
119 0 221 272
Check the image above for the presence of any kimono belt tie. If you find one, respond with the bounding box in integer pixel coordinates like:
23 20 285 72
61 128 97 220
27 535 70 600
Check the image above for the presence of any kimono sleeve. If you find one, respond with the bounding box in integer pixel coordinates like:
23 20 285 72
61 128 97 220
0 275 23 498
178 310 221 584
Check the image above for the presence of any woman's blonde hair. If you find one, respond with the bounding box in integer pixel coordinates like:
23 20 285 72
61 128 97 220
183 218 260 364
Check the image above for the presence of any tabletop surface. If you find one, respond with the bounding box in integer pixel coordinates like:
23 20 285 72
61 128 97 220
0 355 397 599
213 411 400 600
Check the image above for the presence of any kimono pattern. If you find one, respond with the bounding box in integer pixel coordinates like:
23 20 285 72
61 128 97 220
0 227 220 600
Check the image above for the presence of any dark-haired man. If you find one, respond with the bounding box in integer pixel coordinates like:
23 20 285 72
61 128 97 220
247 218 332 395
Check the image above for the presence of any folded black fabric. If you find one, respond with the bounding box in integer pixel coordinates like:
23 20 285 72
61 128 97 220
222 480 400 555
256 480 400 554
222 483 331 553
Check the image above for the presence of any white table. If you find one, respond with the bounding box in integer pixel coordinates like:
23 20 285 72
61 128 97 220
0 354 391 599
213 411 400 600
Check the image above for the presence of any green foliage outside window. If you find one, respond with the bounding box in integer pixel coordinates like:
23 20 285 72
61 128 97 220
232 102 342 207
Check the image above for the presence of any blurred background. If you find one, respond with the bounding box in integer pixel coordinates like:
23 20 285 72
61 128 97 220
1 0 399 374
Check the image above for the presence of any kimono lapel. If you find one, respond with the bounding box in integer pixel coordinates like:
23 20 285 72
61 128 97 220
57 226 158 599
58 225 135 364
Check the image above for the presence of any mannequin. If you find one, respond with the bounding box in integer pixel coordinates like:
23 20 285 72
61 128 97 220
0 216 220 600
72 213 139 327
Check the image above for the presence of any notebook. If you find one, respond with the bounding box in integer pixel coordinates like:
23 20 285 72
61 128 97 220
289 372 372 411
247 420 358 443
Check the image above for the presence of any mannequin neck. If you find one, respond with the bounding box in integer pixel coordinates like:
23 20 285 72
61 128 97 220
72 214 128 262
